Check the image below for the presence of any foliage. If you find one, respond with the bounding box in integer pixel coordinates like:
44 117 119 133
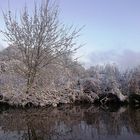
0 0 82 93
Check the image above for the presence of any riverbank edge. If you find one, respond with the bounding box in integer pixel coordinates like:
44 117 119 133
0 88 140 108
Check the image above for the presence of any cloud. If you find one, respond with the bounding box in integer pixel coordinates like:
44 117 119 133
118 50 140 69
86 49 140 69
0 44 5 51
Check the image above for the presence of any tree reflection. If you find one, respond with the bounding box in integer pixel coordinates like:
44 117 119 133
128 107 140 134
0 105 139 140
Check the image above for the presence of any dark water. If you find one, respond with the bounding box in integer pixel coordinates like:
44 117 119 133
0 105 140 140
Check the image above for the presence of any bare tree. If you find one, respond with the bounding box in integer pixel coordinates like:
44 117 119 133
1 0 82 93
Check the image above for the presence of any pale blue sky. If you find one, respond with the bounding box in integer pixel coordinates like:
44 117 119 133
0 0 140 68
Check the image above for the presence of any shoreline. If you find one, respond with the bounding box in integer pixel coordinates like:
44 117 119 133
0 88 139 108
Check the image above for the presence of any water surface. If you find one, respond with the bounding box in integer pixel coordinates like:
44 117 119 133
0 105 140 140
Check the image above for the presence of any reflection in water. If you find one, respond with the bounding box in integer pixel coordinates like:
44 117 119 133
0 105 140 140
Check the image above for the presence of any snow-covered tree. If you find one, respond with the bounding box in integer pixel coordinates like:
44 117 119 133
1 0 82 93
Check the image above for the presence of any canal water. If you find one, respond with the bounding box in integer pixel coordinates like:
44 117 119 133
0 105 140 140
